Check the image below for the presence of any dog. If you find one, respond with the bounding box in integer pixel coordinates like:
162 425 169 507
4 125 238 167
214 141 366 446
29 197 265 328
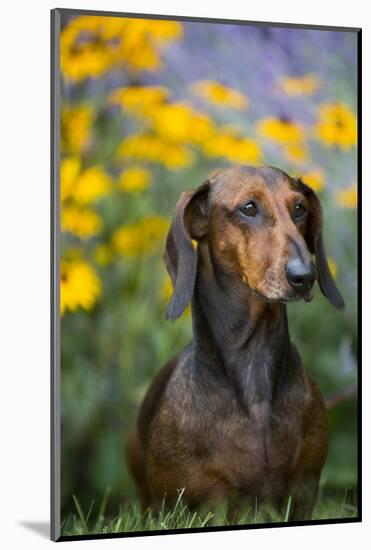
127 165 344 521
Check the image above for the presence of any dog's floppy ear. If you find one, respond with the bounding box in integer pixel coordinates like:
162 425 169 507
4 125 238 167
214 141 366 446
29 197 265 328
164 181 210 321
297 178 344 309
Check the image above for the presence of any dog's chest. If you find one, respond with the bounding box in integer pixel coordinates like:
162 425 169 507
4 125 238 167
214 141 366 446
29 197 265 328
160 358 306 497
197 399 304 493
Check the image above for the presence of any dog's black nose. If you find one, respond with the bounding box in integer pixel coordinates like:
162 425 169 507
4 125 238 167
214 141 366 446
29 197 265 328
286 259 316 293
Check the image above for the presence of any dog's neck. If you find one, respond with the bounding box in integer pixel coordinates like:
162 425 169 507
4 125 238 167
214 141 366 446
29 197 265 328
191 245 294 411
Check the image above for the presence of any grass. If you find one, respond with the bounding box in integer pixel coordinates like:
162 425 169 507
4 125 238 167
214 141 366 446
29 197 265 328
61 487 358 537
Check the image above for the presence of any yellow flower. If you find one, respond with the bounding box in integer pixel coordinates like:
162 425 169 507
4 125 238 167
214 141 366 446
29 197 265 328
61 16 183 81
96 17 126 39
314 103 357 150
126 45 160 70
112 215 168 256
203 128 262 164
60 157 81 202
94 244 113 266
226 138 262 164
61 17 121 81
121 19 183 62
60 259 101 316
335 183 357 208
284 142 310 165
276 75 321 96
61 105 94 154
61 205 102 238
257 116 306 144
119 167 151 192
61 162 111 204
110 86 170 116
192 80 248 110
117 19 183 71
147 102 215 145
117 134 193 169
112 92 216 146
61 42 116 82
73 166 112 204
300 170 325 192
142 19 183 42
327 258 338 279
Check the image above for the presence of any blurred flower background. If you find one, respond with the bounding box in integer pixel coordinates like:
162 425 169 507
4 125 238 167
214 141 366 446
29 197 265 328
60 13 358 527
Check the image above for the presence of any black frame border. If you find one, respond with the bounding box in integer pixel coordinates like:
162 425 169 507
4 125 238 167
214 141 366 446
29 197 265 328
51 7 362 542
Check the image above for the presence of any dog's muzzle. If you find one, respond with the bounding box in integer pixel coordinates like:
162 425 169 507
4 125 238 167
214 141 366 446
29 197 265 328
285 259 316 295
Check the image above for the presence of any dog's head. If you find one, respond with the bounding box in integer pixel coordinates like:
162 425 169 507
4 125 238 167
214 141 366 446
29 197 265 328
164 165 344 320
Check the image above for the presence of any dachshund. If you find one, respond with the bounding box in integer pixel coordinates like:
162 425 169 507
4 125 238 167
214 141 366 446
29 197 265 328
127 165 344 521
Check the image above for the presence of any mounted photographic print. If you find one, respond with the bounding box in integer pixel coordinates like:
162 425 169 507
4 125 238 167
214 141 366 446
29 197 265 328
51 8 361 542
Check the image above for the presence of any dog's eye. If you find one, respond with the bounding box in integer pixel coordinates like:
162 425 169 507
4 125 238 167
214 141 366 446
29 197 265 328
239 201 258 218
294 203 306 219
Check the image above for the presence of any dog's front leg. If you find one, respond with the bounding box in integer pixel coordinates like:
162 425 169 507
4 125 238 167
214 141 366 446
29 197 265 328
287 473 320 521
